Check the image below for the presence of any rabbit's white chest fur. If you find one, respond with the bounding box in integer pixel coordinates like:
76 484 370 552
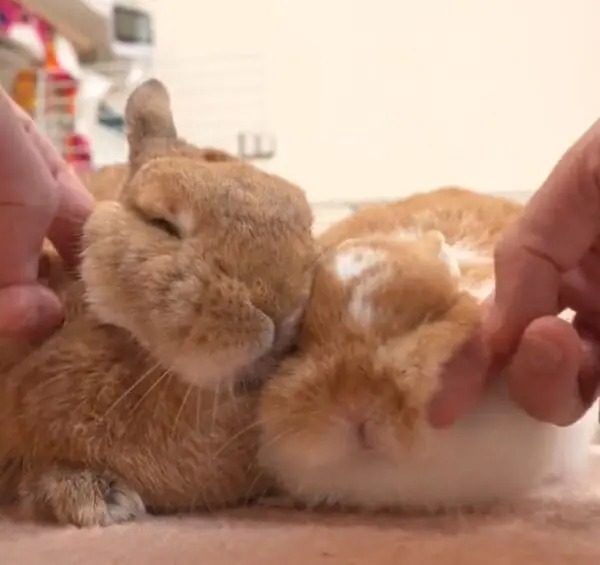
301 383 598 510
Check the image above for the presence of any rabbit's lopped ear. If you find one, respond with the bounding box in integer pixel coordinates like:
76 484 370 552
125 78 177 169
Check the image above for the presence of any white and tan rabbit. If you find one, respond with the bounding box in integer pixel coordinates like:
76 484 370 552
0 78 316 527
258 187 599 511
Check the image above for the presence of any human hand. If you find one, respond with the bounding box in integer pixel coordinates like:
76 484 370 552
429 120 600 428
0 88 94 342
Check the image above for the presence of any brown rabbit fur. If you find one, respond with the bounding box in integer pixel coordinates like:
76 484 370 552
0 79 316 527
317 187 522 299
78 148 234 202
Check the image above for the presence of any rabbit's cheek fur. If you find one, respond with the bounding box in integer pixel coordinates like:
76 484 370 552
259 363 410 506
81 204 277 389
167 317 276 389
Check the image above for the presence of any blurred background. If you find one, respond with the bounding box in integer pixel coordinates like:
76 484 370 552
1 1 600 225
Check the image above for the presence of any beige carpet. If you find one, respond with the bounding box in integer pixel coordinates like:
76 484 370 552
1 448 599 565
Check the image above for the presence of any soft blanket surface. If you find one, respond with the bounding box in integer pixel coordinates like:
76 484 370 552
1 448 599 565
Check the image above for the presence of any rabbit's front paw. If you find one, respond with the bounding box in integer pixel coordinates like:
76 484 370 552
19 466 146 527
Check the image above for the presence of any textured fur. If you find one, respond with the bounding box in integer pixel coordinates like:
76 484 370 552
78 163 129 202
0 79 316 527
258 187 599 510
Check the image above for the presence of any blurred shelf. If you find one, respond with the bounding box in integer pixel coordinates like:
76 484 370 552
0 33 42 64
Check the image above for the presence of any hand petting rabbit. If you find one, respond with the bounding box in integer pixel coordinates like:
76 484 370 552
258 188 599 511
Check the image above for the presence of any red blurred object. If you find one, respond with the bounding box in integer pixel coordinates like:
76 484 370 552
64 132 92 173
9 7 77 117
7 3 93 166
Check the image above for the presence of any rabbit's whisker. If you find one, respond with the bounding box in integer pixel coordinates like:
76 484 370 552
172 382 194 433
211 376 222 432
212 419 263 461
102 361 161 417
126 368 173 422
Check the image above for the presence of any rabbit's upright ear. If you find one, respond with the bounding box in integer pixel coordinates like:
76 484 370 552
125 78 177 170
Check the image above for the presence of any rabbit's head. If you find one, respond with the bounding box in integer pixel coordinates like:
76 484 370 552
81 79 316 389
258 231 480 508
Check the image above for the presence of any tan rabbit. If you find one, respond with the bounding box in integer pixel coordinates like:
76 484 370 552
0 78 316 527
258 187 599 511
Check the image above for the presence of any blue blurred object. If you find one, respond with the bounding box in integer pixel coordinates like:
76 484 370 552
97 101 125 132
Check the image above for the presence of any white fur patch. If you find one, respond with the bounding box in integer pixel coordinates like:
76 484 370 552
447 244 492 268
173 347 264 389
347 274 384 327
389 228 420 242
334 247 385 282
438 243 491 280
259 383 599 512
461 279 494 303
330 245 390 328
173 320 275 388
389 230 490 278
439 242 461 277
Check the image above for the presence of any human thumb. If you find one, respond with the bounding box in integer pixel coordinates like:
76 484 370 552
0 284 63 343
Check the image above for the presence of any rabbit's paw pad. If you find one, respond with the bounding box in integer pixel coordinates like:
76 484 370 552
19 467 146 527
101 479 146 526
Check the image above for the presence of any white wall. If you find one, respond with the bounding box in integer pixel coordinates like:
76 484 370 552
147 0 600 203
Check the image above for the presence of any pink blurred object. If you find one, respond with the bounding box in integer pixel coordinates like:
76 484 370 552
0 0 49 40
64 132 92 173
0 0 23 33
